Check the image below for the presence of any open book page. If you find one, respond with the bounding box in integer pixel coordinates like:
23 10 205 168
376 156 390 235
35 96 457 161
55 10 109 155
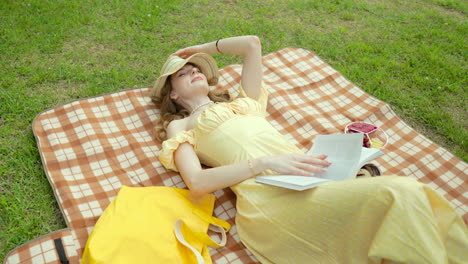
254 176 329 191
255 133 384 191
359 147 384 168
307 133 363 180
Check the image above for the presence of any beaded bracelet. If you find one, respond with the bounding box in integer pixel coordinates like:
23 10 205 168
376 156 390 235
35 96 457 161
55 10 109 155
215 39 222 53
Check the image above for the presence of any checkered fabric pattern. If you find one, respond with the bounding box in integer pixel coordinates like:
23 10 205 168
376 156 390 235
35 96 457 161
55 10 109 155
5 47 467 264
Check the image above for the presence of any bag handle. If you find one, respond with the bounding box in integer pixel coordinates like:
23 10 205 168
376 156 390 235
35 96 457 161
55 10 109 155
173 210 231 263
174 219 205 264
208 223 228 247
193 209 230 248
174 210 231 249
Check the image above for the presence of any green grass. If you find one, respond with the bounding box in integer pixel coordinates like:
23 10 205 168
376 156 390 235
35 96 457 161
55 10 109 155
1 0 466 260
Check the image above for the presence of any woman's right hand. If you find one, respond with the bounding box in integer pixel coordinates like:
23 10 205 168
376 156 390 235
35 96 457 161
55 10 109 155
172 44 206 59
259 153 331 176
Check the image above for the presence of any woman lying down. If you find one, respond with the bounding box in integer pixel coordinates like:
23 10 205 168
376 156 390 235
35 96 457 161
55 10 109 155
150 35 468 264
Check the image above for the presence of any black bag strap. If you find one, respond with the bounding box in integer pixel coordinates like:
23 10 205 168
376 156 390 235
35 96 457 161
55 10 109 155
54 238 69 264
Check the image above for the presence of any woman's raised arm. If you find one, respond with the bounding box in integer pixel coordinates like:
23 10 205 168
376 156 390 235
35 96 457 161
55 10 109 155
173 35 263 100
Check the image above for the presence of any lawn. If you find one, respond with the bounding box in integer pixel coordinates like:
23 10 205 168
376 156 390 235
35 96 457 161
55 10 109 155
0 0 466 260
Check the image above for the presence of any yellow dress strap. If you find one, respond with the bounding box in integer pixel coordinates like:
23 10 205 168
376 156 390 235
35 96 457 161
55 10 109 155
238 82 269 113
159 130 196 172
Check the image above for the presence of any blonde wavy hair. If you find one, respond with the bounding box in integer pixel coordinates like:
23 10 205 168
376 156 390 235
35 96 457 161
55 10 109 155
151 71 232 142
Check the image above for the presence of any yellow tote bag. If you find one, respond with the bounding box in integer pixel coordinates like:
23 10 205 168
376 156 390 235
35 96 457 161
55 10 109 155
81 186 231 264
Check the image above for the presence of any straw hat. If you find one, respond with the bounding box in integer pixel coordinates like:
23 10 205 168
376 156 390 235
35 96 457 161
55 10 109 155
149 53 219 99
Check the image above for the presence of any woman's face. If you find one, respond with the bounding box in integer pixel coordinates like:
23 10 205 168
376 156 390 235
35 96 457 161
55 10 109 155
169 63 209 101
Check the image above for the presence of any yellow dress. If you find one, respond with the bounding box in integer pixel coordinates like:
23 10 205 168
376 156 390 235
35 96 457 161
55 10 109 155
160 85 468 264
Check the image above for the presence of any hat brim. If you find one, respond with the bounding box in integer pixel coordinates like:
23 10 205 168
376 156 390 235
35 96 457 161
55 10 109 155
149 53 219 99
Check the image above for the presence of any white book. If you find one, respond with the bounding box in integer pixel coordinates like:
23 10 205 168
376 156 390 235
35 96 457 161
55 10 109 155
255 134 384 191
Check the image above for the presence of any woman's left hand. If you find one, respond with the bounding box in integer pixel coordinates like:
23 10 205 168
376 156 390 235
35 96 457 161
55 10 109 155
259 153 331 177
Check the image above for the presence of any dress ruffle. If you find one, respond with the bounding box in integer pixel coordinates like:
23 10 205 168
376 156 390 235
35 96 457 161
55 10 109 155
195 84 268 135
159 130 195 172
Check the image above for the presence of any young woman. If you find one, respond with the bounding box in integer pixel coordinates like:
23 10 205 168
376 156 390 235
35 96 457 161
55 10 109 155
150 35 467 264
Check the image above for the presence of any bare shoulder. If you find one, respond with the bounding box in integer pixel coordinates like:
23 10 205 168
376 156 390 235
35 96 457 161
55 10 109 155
166 118 189 139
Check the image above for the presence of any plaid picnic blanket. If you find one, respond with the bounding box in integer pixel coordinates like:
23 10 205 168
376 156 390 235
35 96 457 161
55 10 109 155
5 47 467 264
